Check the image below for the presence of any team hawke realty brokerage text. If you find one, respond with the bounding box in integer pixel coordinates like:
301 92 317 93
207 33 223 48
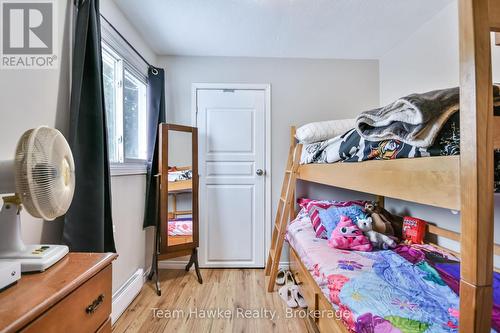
151 307 350 321
0 0 58 69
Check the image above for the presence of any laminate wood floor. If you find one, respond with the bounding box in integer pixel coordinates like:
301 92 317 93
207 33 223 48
112 269 310 333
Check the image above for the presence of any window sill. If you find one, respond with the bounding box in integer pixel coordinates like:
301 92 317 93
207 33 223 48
110 163 147 177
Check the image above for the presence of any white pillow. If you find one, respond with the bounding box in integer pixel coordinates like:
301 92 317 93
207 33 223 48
296 118 355 144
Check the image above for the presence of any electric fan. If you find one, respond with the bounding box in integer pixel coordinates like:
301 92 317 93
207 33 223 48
0 126 75 272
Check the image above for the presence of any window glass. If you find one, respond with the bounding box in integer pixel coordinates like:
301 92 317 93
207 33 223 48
102 50 119 163
123 70 147 161
102 44 147 164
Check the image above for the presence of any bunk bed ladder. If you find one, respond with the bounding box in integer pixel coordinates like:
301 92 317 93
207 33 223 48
265 129 302 292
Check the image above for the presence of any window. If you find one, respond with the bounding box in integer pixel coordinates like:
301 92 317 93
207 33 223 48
102 43 148 174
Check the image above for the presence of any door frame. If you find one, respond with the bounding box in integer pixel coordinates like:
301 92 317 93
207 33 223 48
191 83 272 267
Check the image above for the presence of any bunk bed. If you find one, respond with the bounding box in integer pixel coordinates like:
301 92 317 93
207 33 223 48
265 1 500 332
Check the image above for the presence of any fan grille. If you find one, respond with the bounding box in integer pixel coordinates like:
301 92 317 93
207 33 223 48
14 127 75 221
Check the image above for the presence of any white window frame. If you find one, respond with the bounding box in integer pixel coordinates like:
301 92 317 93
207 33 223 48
101 21 149 177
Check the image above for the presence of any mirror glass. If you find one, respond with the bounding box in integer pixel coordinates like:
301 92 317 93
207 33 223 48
167 130 193 246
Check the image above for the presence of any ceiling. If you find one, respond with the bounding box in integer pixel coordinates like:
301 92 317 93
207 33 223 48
114 0 454 59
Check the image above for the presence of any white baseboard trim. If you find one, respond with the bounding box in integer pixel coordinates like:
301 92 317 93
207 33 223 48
111 268 145 324
158 261 290 269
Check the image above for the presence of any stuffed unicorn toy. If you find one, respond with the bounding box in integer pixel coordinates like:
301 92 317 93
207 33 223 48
328 215 372 251
356 215 397 250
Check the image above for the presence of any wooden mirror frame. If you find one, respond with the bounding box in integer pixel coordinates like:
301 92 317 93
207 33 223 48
158 123 199 256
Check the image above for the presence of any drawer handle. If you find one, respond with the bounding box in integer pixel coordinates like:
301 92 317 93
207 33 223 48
86 294 105 314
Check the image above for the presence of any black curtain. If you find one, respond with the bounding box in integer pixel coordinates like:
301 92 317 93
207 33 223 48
143 67 166 228
63 0 116 252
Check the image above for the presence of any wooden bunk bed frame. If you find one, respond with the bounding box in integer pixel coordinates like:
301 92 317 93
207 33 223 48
265 1 500 332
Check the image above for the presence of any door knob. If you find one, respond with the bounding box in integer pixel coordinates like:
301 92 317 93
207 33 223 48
256 169 264 176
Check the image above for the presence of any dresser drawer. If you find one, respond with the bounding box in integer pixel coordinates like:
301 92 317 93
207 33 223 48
22 265 112 333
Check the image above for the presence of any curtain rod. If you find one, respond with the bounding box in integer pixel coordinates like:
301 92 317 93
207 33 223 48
100 14 153 69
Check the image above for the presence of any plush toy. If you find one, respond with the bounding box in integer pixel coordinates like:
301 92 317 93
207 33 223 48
328 215 372 252
356 215 397 250
364 203 396 236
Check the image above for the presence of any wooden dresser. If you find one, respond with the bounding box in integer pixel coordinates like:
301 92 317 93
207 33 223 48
0 252 117 333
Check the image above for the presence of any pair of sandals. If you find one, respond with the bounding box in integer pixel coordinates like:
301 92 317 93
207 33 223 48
276 269 307 308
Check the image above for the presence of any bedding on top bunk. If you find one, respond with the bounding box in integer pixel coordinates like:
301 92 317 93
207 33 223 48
287 209 500 332
301 84 500 165
301 112 460 164
299 85 500 191
355 86 500 148
296 118 356 144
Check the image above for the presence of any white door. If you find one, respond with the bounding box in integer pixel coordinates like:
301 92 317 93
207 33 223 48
196 87 267 267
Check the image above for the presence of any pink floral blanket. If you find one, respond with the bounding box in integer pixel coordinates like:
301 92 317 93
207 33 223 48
287 211 462 333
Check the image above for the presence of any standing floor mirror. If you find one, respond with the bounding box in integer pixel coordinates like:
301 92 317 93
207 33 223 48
149 123 201 296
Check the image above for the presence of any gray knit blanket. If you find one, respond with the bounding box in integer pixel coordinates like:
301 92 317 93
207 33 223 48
355 86 500 148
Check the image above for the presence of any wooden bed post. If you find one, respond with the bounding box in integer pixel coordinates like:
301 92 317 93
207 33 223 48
375 195 385 208
459 0 494 331
265 126 302 292
290 126 297 216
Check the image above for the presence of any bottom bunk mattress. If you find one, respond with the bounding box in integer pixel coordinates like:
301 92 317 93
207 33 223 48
167 218 192 236
287 210 500 332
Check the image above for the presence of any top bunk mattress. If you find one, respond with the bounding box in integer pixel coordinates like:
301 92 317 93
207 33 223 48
286 210 500 332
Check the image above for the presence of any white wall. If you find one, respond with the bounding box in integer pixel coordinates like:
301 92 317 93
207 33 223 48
379 0 500 263
100 0 156 293
157 55 380 263
0 1 71 244
379 1 460 105
380 1 500 104
100 0 156 64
